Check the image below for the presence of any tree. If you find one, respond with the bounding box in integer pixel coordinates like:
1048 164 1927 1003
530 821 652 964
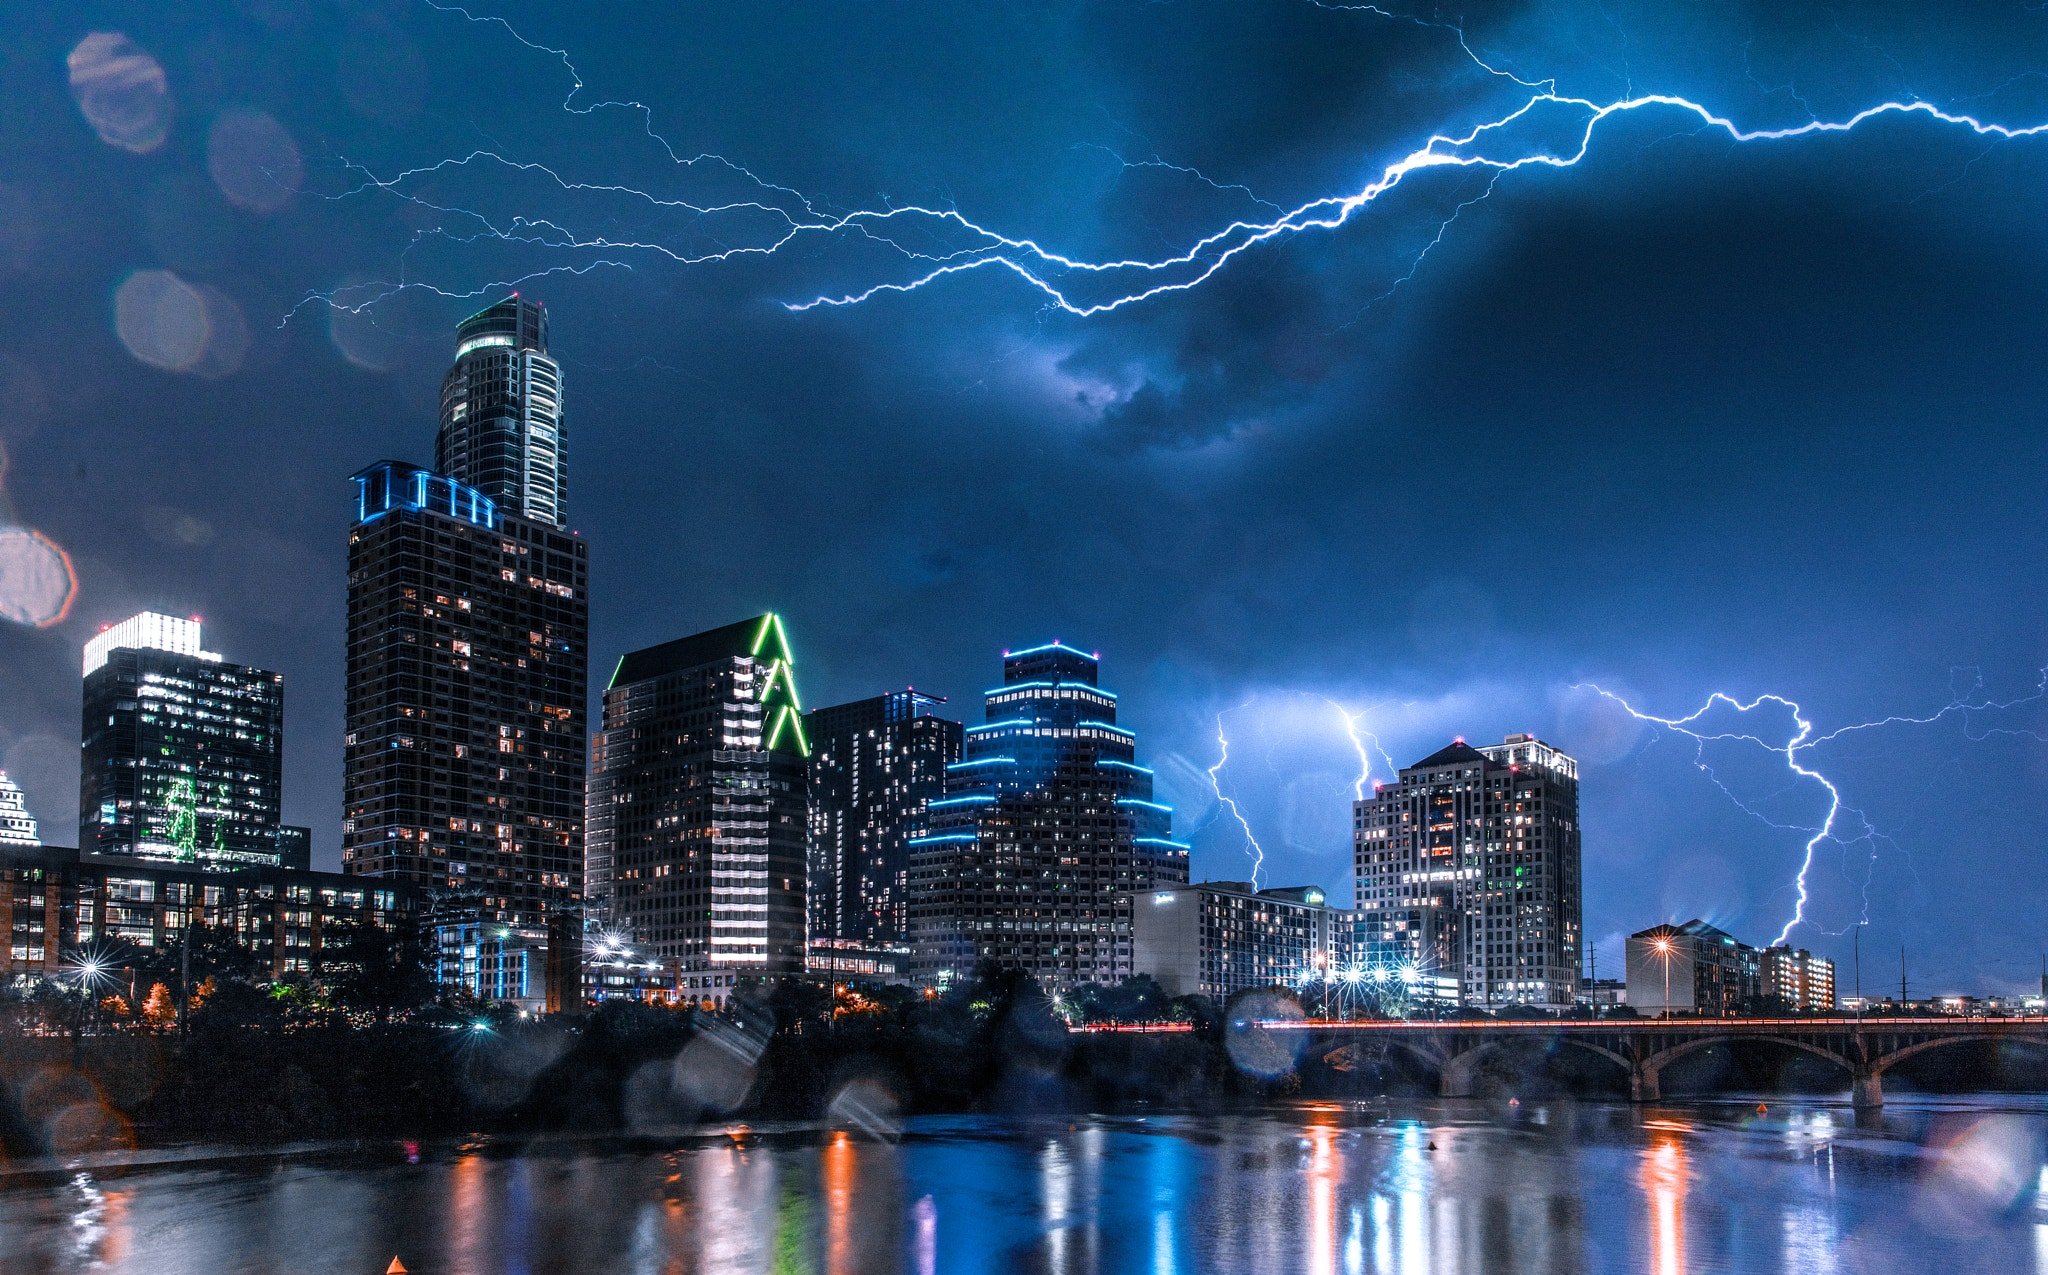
324 918 437 1023
141 982 176 1029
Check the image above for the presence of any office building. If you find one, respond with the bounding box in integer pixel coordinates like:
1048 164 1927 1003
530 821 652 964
79 612 285 868
1626 920 1762 1017
1353 734 1583 1009
436 296 565 527
586 614 810 1001
1761 944 1837 1013
0 843 418 982
906 642 1189 988
1130 880 1346 1002
0 772 38 848
343 299 589 933
274 825 312 871
805 690 961 952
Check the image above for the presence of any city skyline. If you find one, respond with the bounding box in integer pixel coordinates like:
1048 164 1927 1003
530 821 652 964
3 3 2048 998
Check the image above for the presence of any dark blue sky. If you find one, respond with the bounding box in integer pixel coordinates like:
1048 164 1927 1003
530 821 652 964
3 1 2047 991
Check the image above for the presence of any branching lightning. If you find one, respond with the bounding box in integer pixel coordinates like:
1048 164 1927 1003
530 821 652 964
1324 697 1397 801
1581 668 2048 944
299 1 2048 326
1207 702 1270 889
1204 693 1402 888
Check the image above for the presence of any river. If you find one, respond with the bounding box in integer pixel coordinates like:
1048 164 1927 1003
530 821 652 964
2 1097 2044 1273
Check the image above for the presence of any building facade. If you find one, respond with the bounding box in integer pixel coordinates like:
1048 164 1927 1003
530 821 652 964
79 613 285 868
1625 920 1762 1017
1761 944 1837 1013
343 459 588 929
805 690 961 951
1129 880 1345 1002
343 296 587 938
0 772 38 848
906 642 1189 988
1353 735 1583 1009
436 296 566 528
0 844 418 983
586 614 810 999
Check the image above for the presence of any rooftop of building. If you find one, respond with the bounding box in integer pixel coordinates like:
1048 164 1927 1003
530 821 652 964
1409 740 1489 769
611 613 792 688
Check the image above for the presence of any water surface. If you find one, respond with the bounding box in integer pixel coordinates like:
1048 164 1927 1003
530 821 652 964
3 1098 2045 1273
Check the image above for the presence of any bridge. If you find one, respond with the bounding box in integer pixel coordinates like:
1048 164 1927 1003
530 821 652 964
1246 1016 2048 1108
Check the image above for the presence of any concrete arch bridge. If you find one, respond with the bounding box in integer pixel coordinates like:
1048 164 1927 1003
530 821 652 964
1265 1017 2048 1109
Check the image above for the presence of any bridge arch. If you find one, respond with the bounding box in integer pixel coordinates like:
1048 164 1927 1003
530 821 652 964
1642 1033 1856 1081
1870 1031 2048 1076
1439 1035 1632 1098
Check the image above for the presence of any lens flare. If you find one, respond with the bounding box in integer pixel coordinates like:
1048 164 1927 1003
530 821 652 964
67 33 171 154
0 527 78 628
207 109 305 214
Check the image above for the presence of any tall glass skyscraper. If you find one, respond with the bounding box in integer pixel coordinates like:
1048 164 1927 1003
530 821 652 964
586 614 810 999
78 612 285 868
805 690 961 948
436 296 565 527
343 298 589 930
1352 734 1582 1009
906 642 1188 988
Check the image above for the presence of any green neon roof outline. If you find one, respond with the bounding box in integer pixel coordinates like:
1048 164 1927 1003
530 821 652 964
767 704 812 757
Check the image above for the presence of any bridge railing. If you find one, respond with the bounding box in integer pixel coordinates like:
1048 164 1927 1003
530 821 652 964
1249 1016 2048 1031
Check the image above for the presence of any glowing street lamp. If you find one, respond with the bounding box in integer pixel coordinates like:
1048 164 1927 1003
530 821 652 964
1652 935 1676 1018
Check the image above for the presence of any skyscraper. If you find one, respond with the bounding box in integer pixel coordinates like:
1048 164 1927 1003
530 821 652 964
586 614 810 999
0 772 39 848
1352 734 1582 1009
805 690 961 949
436 296 565 527
343 298 588 930
906 642 1189 988
79 612 284 867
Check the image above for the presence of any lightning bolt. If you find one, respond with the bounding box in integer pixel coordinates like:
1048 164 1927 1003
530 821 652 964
1580 668 2048 944
1324 697 1399 801
299 3 2048 326
1208 702 1270 889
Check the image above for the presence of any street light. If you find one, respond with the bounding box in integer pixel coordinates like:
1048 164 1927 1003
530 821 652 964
1652 936 1676 1018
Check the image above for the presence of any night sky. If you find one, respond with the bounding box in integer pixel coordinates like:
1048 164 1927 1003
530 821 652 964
3 1 2047 993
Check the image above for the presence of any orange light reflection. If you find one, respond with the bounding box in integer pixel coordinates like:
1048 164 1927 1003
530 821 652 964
825 1130 855 1275
1641 1128 1688 1275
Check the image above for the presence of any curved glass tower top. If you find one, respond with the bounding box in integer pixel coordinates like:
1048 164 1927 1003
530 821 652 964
436 295 565 527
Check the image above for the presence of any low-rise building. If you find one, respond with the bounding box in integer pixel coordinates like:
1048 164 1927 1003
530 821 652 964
1128 880 1346 1002
807 938 909 983
1 844 418 984
1577 977 1627 1010
1761 945 1836 1013
1625 920 1761 1017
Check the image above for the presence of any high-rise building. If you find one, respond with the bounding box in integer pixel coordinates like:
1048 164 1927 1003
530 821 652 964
906 642 1189 988
1352 734 1582 1009
586 614 810 1000
0 772 39 848
805 690 961 950
1129 881 1346 1002
436 296 565 527
343 458 588 928
79 612 284 868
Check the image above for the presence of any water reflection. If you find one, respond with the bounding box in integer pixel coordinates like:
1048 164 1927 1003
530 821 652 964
1639 1126 1687 1275
0 1100 2044 1274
